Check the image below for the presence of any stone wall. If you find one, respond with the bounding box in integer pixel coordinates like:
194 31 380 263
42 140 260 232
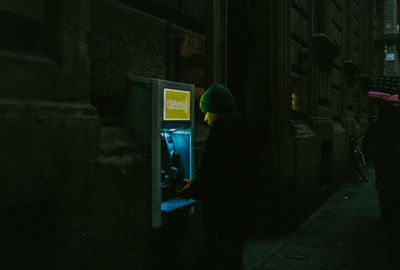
0 1 102 269
0 1 386 268
89 0 206 124
287 0 382 227
87 1 207 269
384 0 400 74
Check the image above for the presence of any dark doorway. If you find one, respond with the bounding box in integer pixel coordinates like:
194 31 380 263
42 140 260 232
321 140 333 187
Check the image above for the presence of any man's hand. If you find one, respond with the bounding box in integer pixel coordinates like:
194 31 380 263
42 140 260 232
175 178 192 196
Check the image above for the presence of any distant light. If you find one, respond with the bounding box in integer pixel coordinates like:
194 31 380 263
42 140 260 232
169 128 176 132
386 53 395 61
291 92 297 110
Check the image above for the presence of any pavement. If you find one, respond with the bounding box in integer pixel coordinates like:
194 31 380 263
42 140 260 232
243 168 392 270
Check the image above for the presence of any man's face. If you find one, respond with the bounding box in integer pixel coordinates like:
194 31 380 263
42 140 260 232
204 112 218 126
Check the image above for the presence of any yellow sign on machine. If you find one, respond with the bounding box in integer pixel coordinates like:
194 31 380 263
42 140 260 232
163 88 191 120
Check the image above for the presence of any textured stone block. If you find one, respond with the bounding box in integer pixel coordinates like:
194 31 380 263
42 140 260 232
330 88 342 118
0 99 99 269
291 6 309 42
181 0 205 23
293 123 319 222
89 0 167 117
0 0 90 103
331 122 347 182
330 21 342 46
293 0 310 15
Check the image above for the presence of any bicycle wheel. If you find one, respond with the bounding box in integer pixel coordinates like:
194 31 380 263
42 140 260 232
357 153 369 182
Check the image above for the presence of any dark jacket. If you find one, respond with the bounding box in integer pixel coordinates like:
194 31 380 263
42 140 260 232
195 114 260 238
373 104 400 191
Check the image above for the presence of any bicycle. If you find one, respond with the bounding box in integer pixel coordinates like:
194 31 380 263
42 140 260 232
349 135 370 182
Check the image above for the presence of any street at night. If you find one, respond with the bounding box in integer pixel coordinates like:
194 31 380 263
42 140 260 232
1 0 400 269
244 169 390 270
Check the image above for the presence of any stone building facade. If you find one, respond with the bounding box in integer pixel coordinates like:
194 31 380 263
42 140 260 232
0 0 386 269
0 1 100 269
227 0 385 231
286 0 385 226
384 0 400 73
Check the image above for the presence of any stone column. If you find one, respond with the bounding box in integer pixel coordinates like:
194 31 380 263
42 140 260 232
206 0 228 85
0 1 99 269
246 0 293 233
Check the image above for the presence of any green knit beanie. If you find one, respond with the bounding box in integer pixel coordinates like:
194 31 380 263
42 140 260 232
199 84 236 114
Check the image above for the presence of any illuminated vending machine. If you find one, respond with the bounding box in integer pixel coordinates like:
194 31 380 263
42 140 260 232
127 75 196 228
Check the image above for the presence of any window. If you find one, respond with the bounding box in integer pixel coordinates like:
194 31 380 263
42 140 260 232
0 0 58 59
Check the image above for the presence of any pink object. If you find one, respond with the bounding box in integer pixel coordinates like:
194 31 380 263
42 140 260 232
368 91 400 102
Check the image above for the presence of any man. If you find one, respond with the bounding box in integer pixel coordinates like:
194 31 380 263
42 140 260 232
371 102 400 268
178 83 259 270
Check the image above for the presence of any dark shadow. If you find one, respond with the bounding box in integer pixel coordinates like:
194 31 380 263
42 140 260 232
0 196 57 270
